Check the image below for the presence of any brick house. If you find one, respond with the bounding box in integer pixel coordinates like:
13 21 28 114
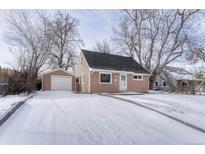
41 50 150 93
75 49 150 93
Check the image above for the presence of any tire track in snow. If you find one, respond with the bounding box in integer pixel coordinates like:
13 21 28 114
50 98 132 144
100 94 205 134
50 99 101 144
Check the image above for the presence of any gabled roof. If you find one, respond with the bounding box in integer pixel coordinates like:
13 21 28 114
82 49 149 74
41 68 74 77
165 66 196 80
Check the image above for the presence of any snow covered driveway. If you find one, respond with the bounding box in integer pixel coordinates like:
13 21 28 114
0 91 205 144
115 93 205 130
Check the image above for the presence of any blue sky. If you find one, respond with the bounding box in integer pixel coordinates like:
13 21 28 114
0 10 121 68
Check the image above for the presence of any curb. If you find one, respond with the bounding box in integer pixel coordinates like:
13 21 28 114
0 93 37 126
99 94 205 134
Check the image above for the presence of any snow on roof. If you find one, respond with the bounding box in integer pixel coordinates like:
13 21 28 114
165 66 197 81
40 68 74 77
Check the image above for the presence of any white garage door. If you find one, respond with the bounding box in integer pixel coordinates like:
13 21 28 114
51 75 72 91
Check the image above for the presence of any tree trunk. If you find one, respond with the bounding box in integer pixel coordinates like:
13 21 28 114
149 70 158 89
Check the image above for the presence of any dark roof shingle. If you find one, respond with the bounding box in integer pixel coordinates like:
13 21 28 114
82 49 149 74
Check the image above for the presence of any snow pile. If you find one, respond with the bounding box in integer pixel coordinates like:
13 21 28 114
148 90 168 94
116 93 205 129
0 94 28 118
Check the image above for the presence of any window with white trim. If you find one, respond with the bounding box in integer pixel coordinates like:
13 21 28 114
99 73 111 84
133 75 143 80
162 81 167 87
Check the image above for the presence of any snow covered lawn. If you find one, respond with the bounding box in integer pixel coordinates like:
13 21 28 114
115 93 205 130
0 91 205 144
0 94 29 118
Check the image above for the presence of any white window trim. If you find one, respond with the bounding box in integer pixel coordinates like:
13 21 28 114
133 74 143 81
99 72 112 84
162 80 167 87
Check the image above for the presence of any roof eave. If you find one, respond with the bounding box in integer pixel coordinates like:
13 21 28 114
90 67 150 76
40 68 74 78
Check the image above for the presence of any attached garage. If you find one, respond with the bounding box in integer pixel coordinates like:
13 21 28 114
42 69 76 91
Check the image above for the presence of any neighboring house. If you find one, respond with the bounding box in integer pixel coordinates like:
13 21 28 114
153 66 200 93
42 69 76 91
198 72 205 79
75 49 150 93
196 72 205 93
0 68 14 95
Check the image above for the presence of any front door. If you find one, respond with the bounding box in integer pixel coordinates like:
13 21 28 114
120 74 127 91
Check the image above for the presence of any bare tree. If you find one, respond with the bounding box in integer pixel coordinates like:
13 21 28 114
6 10 52 81
94 39 112 54
40 10 82 70
113 9 202 87
186 46 205 63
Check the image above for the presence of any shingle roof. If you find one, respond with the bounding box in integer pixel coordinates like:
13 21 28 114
165 66 196 80
82 49 149 74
